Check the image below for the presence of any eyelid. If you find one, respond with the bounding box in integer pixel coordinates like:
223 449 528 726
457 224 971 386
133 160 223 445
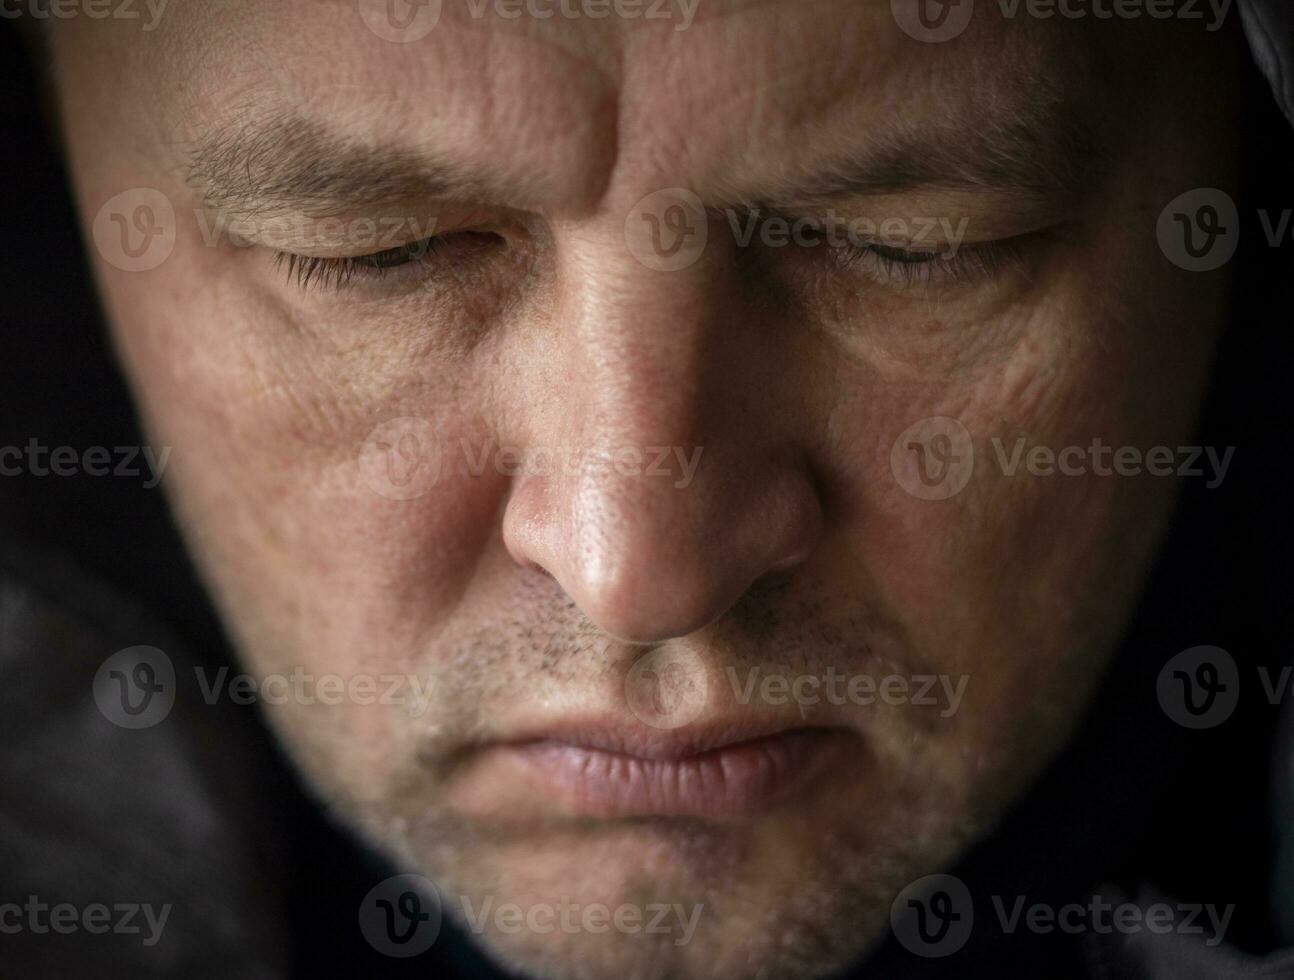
275 235 444 290
836 237 1029 288
273 228 509 293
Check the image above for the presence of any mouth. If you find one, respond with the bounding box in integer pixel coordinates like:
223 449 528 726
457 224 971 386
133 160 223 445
450 721 862 820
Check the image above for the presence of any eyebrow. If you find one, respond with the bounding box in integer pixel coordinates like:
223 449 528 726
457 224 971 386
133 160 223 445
184 110 509 219
732 97 1111 213
185 93 1111 222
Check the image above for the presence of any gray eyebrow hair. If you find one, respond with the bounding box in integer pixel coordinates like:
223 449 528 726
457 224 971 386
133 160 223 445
185 109 479 219
730 95 1111 210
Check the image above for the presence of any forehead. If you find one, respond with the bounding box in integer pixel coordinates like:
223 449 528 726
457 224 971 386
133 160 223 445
63 0 1119 212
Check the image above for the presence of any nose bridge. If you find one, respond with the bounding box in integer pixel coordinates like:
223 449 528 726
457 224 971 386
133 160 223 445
544 211 726 483
500 221 822 644
572 281 707 459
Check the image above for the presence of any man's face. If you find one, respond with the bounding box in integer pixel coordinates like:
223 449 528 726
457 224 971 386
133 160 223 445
50 2 1236 977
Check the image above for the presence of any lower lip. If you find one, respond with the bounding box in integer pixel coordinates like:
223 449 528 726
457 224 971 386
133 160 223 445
502 729 856 819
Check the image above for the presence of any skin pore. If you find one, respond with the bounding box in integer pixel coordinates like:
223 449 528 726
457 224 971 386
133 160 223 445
48 2 1239 978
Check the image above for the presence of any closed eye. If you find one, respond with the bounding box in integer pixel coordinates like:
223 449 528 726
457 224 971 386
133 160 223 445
275 231 500 291
841 239 1027 287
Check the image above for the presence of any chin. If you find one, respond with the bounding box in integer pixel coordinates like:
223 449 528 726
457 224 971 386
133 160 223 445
356 762 976 980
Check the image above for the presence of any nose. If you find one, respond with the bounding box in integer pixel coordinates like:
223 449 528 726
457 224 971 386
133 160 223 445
504 445 821 643
500 220 823 643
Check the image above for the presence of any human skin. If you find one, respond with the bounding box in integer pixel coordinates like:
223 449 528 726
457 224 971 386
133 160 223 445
47 1 1239 977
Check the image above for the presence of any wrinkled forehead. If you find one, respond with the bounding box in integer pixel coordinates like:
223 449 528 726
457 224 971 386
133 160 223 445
54 0 1160 212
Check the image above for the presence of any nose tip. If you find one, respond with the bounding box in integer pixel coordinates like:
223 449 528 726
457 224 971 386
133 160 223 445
558 529 747 643
503 456 821 643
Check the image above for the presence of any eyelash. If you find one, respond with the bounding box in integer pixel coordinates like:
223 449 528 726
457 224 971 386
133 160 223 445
836 240 1023 287
275 236 448 291
273 228 1022 293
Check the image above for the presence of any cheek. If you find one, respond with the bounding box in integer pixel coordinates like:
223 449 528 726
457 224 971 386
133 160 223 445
99 257 529 796
818 238 1223 761
97 234 508 656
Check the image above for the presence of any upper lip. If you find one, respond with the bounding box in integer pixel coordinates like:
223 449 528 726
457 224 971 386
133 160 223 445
497 716 846 762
